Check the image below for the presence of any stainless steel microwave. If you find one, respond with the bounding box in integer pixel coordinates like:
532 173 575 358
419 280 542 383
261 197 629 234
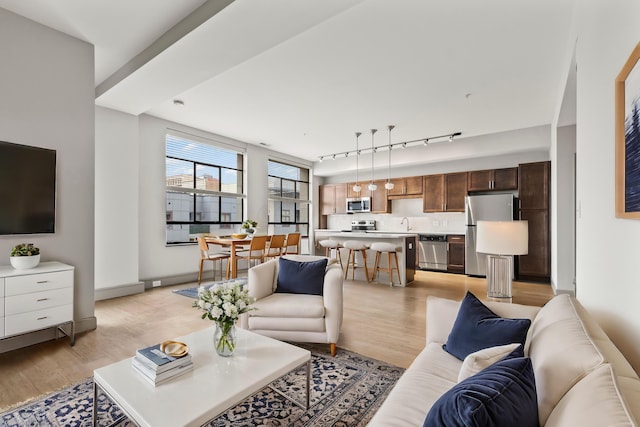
346 197 371 213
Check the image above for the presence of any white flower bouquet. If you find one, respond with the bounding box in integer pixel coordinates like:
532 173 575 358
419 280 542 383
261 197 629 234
193 281 255 355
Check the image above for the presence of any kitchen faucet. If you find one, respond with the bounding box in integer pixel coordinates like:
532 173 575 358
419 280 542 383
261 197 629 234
401 217 411 232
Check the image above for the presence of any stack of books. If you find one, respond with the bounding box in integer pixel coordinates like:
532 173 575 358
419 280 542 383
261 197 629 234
132 343 193 386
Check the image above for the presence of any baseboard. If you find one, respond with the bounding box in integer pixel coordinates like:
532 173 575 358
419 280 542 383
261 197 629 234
142 272 199 289
95 282 145 301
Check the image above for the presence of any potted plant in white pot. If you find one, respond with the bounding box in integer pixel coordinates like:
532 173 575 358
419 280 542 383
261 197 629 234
241 219 258 235
10 243 41 269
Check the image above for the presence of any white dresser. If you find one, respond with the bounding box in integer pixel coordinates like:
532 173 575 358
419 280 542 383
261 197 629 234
0 261 75 345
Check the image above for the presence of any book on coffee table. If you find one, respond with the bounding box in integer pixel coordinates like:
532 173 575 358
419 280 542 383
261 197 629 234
135 343 191 373
132 357 193 386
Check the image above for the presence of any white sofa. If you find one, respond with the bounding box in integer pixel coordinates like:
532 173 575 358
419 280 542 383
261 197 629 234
239 255 343 356
368 294 640 426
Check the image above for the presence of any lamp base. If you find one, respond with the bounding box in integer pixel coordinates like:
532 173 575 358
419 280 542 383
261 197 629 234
486 255 512 299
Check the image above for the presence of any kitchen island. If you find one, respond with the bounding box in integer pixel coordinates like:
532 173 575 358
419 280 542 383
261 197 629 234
314 230 418 286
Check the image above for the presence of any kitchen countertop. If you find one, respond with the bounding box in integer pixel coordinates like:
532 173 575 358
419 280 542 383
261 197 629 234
315 229 463 237
315 230 417 238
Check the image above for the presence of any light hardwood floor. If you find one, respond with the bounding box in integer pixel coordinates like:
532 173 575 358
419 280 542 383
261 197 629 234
0 270 553 412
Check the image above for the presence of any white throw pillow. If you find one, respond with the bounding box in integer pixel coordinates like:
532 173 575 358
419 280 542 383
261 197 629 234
457 343 521 382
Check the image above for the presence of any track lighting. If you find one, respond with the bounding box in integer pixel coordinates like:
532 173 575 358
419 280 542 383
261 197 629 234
319 131 461 161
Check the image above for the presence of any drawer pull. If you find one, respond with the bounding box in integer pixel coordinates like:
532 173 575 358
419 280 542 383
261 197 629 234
37 316 48 320
37 280 49 284
37 298 49 302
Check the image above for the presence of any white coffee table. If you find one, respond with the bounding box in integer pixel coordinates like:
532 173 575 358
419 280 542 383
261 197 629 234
93 327 311 426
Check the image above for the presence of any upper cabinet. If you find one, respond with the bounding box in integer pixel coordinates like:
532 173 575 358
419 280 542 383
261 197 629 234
518 162 550 210
371 180 391 213
423 172 468 212
347 183 371 199
468 167 518 192
320 183 348 215
387 176 423 198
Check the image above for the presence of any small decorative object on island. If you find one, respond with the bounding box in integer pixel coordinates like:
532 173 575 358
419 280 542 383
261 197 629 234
9 243 41 270
193 281 255 356
241 219 258 235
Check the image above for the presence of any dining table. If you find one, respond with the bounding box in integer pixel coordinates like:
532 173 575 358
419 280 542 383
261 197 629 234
204 236 252 279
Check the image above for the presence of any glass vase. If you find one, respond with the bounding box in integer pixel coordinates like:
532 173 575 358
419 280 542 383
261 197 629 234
214 321 236 357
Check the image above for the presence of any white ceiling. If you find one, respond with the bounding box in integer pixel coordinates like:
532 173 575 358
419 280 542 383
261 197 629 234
0 0 576 163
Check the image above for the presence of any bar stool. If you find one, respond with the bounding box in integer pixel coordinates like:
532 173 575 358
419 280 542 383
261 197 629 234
318 239 343 269
343 240 370 282
370 242 401 287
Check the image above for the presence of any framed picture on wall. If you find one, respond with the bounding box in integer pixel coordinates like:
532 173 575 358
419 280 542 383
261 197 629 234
616 42 640 218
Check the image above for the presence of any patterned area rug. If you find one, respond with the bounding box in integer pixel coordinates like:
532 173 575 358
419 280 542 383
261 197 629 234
173 278 248 299
0 344 403 426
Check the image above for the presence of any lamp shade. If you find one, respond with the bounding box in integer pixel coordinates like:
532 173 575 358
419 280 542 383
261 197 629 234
476 220 528 255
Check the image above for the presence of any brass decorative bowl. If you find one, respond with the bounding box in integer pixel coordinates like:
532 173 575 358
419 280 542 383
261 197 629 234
160 340 189 357
232 233 248 239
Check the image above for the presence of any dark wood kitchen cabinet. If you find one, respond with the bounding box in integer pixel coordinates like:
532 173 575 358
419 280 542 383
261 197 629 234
370 180 391 213
447 234 465 273
422 174 445 212
320 183 347 215
387 175 423 198
423 172 467 213
468 167 518 192
517 161 550 281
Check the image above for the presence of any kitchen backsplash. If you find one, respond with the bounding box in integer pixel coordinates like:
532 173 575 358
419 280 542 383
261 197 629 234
325 198 466 234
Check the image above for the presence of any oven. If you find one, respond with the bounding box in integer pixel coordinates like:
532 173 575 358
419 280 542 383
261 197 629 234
418 234 448 271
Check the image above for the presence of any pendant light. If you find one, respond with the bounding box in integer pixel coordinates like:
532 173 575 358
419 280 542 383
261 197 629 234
352 132 362 193
368 129 378 191
385 125 395 190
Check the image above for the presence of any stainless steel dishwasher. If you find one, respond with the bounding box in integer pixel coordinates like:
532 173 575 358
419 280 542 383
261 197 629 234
418 234 448 271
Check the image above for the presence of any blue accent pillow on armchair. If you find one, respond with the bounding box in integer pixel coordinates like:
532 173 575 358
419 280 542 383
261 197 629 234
424 355 539 427
276 257 328 296
443 291 531 360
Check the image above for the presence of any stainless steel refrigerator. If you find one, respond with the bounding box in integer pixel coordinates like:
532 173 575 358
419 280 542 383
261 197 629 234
465 194 515 276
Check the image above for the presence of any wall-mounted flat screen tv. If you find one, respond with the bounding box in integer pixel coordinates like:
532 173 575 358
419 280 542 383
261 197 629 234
0 141 56 235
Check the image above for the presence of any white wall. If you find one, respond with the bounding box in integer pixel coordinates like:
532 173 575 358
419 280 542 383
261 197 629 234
0 9 96 343
574 0 640 372
551 125 576 294
95 107 141 297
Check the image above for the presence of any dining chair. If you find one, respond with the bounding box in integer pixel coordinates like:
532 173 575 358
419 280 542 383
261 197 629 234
197 237 231 284
283 232 301 255
264 234 286 260
228 235 268 276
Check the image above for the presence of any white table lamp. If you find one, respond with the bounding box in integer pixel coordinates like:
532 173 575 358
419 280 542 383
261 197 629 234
476 220 528 299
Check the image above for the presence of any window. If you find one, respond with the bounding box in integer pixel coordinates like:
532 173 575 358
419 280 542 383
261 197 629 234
165 134 243 244
267 160 310 237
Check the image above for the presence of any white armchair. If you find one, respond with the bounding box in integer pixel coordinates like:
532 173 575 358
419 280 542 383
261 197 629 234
239 255 344 356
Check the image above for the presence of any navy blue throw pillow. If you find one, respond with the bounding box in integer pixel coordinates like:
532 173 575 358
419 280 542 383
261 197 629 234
443 291 531 360
276 257 328 296
424 356 539 427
